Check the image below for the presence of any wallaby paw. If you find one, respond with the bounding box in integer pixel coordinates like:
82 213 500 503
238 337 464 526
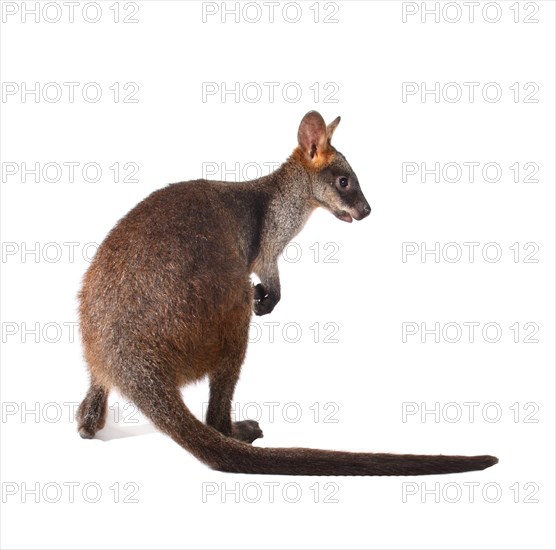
253 284 277 316
232 420 264 444
253 283 268 302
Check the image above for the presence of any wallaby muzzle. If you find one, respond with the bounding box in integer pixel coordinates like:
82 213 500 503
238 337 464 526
343 197 371 222
335 202 371 223
354 200 371 220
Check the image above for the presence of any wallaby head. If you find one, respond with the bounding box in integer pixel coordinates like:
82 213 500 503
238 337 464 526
293 110 371 223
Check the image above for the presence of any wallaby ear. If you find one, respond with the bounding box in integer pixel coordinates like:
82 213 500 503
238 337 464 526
297 111 328 160
326 116 341 144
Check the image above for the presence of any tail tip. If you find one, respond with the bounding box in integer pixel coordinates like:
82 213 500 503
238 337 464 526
479 455 499 469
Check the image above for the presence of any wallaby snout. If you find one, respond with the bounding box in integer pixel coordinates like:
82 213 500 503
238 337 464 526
333 200 371 223
352 199 371 221
327 180 371 223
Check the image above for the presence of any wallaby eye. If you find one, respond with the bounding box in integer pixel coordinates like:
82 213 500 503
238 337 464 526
338 177 349 188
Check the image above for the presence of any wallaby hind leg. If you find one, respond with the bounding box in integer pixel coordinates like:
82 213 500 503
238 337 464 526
206 370 264 444
77 384 109 439
205 307 264 444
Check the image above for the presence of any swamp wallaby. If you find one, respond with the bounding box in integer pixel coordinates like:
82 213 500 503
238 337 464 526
77 110 498 475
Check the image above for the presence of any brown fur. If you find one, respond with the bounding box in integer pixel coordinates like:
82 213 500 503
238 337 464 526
77 111 498 475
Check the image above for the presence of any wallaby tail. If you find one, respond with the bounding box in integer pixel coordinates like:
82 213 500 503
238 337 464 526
125 379 498 476
216 448 498 476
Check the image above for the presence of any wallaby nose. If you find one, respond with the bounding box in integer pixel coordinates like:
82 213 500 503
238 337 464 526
361 203 371 217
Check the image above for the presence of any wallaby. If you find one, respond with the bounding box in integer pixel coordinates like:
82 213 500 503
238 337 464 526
77 110 498 475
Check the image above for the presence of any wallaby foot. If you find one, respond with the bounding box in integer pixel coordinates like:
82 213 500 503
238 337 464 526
77 384 108 439
232 420 263 444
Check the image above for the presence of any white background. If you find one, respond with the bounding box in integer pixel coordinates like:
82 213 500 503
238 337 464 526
1 1 555 549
